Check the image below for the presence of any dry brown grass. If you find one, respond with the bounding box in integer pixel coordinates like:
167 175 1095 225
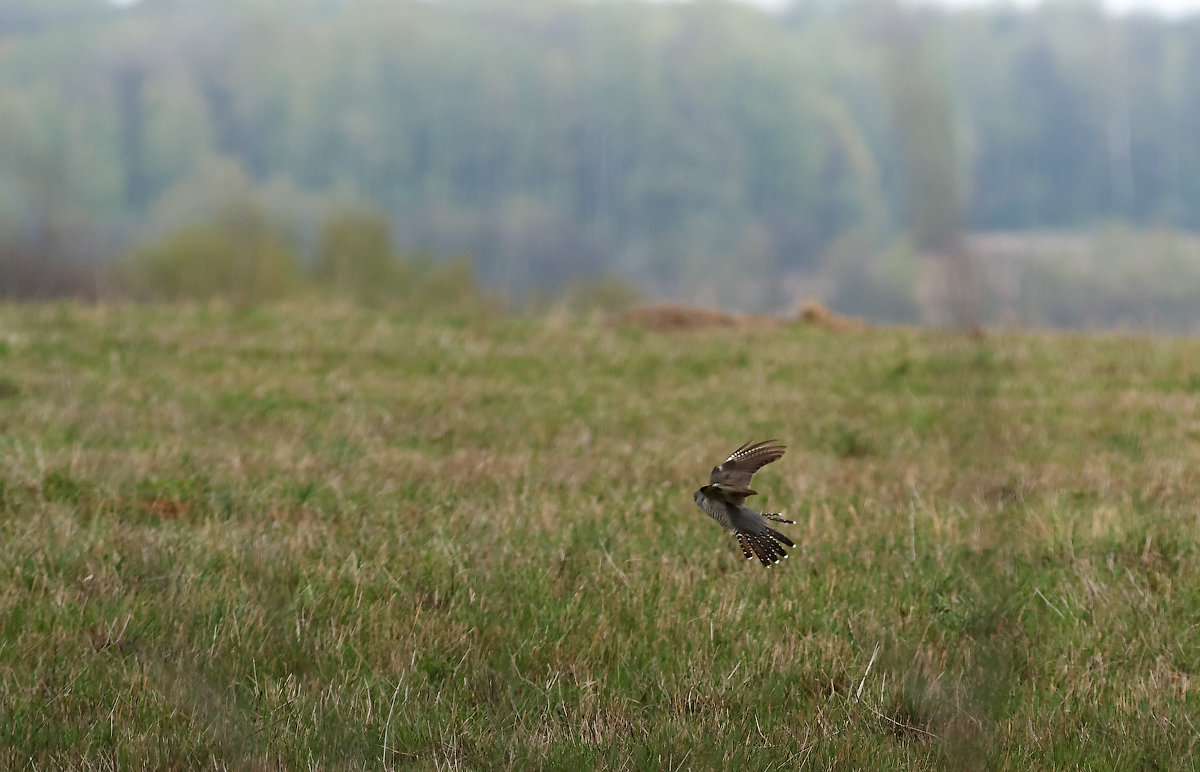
795 299 869 332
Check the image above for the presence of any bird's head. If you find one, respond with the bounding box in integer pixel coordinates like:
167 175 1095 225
693 487 709 507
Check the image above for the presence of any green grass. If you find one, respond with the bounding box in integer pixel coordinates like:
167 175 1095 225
1 302 1198 769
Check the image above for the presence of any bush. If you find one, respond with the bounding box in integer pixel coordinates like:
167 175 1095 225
314 210 403 307
537 275 646 315
399 254 491 316
119 205 301 306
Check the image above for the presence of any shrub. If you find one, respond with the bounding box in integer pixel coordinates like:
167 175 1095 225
120 205 300 305
400 254 491 316
558 276 646 315
314 210 403 307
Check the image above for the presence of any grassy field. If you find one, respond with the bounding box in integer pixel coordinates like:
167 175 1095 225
1 301 1198 769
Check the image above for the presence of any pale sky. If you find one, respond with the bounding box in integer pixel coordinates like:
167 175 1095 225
749 0 1200 16
108 0 1200 16
933 0 1200 15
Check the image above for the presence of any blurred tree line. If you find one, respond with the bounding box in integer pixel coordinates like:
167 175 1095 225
1 0 1199 325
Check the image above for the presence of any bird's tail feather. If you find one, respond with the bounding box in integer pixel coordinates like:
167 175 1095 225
763 513 796 525
737 530 792 567
766 527 796 549
749 534 777 566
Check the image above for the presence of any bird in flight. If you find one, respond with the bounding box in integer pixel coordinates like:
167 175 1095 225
693 440 796 567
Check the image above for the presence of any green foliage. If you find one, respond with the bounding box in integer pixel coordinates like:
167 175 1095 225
398 255 489 317
114 202 490 313
314 210 403 307
2 302 1200 766
551 275 647 315
885 17 965 254
119 206 300 305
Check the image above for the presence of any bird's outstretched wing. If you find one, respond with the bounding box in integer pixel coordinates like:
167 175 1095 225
708 440 786 497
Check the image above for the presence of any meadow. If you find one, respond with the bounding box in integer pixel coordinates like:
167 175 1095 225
0 301 1198 769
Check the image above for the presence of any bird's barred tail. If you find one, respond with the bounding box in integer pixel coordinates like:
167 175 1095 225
737 527 797 567
763 513 796 524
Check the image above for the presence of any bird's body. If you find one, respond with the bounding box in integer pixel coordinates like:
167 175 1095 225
693 440 796 567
